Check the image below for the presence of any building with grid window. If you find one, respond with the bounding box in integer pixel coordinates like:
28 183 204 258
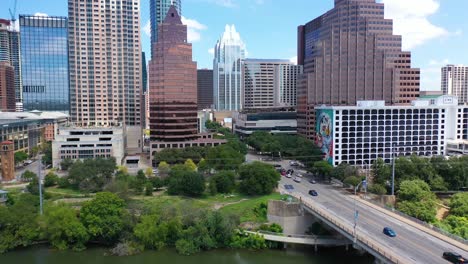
441 65 468 104
243 59 302 109
20 15 69 112
68 0 142 153
297 0 420 140
0 19 22 109
52 126 125 168
315 95 468 166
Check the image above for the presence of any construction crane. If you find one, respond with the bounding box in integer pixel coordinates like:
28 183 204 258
9 0 18 23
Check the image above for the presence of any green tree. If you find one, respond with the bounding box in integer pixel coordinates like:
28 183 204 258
158 161 170 177
60 158 74 171
145 167 154 177
438 216 468 239
41 142 52 166
209 171 236 194
331 163 358 182
238 162 280 195
198 158 209 174
44 172 59 187
27 177 44 196
343 176 363 189
368 184 387 195
30 146 39 157
397 180 437 223
371 158 391 185
150 177 164 190
313 161 333 181
80 192 126 243
184 159 197 171
68 158 116 192
22 170 37 182
206 145 245 171
145 182 153 196
43 204 89 251
167 165 205 197
14 151 28 165
449 192 468 217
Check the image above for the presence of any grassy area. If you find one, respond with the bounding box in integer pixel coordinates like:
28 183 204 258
219 193 289 223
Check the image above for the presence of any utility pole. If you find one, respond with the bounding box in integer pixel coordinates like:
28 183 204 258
391 144 396 196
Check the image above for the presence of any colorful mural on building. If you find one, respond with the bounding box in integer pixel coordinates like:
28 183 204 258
315 109 333 165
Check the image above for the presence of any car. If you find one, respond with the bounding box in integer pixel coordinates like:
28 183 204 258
443 252 468 263
273 164 282 168
293 176 302 183
286 173 292 178
309 179 317 184
383 227 397 237
281 171 286 176
287 169 294 174
308 190 318 196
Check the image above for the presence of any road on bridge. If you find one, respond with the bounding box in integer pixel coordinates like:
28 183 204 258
271 158 468 264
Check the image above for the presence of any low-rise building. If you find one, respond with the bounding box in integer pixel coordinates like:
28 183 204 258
52 126 125 169
315 95 468 166
233 110 297 137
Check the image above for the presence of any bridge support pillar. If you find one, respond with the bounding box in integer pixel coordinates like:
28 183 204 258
314 244 318 253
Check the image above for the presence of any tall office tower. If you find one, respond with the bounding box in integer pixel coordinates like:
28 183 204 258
68 0 142 152
213 25 246 111
150 0 181 58
0 19 22 109
20 15 69 112
0 62 15 111
197 69 213 109
149 5 198 145
142 52 148 128
442 65 468 104
297 0 420 139
243 59 302 109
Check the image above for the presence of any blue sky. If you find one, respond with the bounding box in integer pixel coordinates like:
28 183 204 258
1 0 467 91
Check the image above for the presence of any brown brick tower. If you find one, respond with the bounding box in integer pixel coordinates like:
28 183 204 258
297 0 420 139
0 141 15 182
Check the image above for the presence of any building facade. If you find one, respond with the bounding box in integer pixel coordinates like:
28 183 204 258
243 59 302 109
0 62 15 111
233 110 297 137
197 69 213 109
20 15 69 112
0 141 15 182
297 0 420 140
213 25 246 111
0 19 22 108
150 0 181 56
68 0 142 153
52 126 125 168
315 95 467 167
441 65 468 104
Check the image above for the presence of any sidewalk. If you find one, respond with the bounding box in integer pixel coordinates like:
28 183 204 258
357 196 468 252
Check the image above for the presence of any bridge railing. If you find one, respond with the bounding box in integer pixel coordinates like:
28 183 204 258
365 198 468 245
291 193 408 264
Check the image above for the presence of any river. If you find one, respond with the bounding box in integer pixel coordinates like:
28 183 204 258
0 246 374 263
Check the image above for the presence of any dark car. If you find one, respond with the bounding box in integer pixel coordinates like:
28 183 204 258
443 252 468 263
308 190 318 196
383 227 396 237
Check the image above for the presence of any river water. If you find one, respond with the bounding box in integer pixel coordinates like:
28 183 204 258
0 246 374 264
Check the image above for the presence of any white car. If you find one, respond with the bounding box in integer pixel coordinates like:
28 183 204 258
286 173 293 178
293 176 302 183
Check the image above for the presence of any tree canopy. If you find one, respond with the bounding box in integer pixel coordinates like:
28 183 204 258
167 165 205 197
238 162 280 195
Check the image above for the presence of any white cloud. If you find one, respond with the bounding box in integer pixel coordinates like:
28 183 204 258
289 56 297 65
420 58 449 91
212 0 236 8
34 12 49 17
380 0 448 50
181 16 207 43
208 48 215 55
143 20 151 37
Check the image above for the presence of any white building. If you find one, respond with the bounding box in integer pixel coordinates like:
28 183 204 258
442 65 468 104
213 25 246 111
52 126 125 169
315 95 468 166
233 110 297 137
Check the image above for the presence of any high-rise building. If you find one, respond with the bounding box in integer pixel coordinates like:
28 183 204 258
213 25 246 111
0 62 15 111
150 0 181 57
20 15 69 112
68 0 142 152
149 5 198 144
441 65 468 104
142 52 148 128
243 59 302 109
297 0 420 139
0 19 22 108
197 69 213 109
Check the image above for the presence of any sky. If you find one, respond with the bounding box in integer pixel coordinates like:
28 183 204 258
1 0 467 91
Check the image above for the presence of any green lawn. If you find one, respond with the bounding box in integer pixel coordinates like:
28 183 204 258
219 193 289 223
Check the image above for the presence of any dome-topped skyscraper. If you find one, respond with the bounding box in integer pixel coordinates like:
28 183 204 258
213 25 246 111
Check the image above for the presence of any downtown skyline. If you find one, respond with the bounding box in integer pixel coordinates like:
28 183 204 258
0 0 466 92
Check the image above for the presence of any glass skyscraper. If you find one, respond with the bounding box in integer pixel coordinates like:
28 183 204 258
213 24 246 111
150 0 181 58
20 15 69 112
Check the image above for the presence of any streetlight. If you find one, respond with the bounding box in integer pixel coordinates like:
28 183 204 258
37 154 43 215
353 179 367 243
391 143 396 196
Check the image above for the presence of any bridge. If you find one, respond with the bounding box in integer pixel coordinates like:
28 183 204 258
245 231 349 246
278 178 468 264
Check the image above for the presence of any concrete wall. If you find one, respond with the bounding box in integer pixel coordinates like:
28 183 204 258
126 126 142 155
267 200 316 235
